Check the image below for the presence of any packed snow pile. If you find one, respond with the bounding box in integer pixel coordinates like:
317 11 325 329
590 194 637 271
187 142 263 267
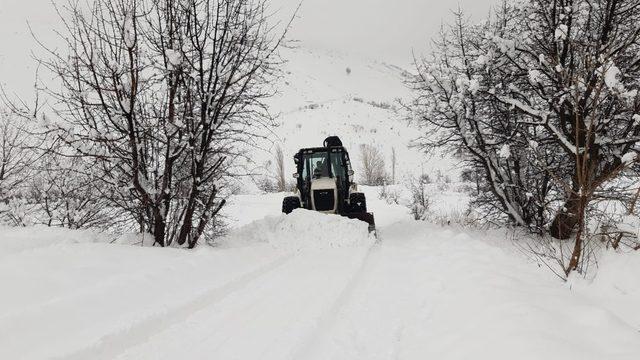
219 209 373 250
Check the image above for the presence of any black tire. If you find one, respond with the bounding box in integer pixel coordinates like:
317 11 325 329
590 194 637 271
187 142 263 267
349 192 367 213
282 196 301 214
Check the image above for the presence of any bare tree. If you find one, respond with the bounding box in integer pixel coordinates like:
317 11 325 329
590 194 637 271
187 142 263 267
37 0 286 247
0 111 37 223
274 145 286 192
390 147 397 184
359 144 387 186
0 112 33 197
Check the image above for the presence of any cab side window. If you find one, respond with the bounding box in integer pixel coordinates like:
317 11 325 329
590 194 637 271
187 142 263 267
330 152 346 179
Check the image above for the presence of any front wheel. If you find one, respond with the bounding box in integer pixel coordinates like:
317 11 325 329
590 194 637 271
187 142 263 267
349 192 367 213
282 196 301 214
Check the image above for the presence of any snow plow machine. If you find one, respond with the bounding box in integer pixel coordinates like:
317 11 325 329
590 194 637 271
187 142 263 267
281 136 376 232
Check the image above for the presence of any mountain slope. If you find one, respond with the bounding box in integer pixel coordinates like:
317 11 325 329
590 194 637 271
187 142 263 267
247 45 455 190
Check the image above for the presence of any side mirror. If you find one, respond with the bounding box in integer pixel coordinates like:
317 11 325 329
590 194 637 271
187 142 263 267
348 170 354 176
293 173 299 179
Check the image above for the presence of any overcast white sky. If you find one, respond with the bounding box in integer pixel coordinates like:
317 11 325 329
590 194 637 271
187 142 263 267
271 0 496 64
0 0 496 99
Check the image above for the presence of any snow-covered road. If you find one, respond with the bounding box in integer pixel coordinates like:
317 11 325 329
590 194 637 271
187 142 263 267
1 196 640 360
307 222 640 360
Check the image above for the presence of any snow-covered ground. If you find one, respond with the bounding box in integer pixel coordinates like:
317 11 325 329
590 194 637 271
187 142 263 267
1 57 638 355
2 191 640 360
1 1 639 359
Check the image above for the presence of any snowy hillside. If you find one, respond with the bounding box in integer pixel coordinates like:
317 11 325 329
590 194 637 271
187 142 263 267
2 193 640 360
246 45 457 190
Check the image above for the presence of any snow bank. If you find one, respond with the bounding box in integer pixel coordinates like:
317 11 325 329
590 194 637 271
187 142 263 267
219 209 373 249
592 250 640 295
0 225 106 258
570 250 640 333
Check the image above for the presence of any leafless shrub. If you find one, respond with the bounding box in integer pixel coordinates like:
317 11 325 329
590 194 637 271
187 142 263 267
0 111 39 225
429 208 474 227
0 112 35 203
274 145 286 192
407 176 430 221
378 184 400 205
359 144 387 186
256 175 278 193
390 147 397 184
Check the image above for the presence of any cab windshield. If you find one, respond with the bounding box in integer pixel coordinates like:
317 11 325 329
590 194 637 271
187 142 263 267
301 151 346 180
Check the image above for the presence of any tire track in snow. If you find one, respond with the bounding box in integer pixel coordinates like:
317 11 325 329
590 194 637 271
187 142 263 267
289 236 380 360
54 251 296 360
107 238 381 359
291 226 446 360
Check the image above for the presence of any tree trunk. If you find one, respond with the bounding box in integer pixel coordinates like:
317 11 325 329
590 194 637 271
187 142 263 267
152 206 166 247
566 194 587 275
549 191 581 240
176 197 196 246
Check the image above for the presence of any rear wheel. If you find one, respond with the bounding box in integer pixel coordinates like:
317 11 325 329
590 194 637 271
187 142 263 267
282 196 301 214
349 192 367 213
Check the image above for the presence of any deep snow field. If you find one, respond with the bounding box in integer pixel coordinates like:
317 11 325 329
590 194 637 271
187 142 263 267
2 187 640 360
1 0 640 358
1 33 640 360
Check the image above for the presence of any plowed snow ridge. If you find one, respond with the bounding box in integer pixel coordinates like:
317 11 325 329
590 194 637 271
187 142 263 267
219 209 374 249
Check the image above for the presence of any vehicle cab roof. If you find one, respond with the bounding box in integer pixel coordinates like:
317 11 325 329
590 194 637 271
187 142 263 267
297 146 346 154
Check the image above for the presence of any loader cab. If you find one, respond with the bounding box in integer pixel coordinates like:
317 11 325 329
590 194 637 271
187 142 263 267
295 149 352 181
293 145 354 211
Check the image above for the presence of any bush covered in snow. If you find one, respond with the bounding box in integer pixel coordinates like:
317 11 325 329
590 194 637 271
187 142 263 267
407 176 430 221
410 0 640 276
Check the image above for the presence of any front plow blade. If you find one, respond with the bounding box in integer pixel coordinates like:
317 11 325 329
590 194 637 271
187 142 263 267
344 212 376 232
